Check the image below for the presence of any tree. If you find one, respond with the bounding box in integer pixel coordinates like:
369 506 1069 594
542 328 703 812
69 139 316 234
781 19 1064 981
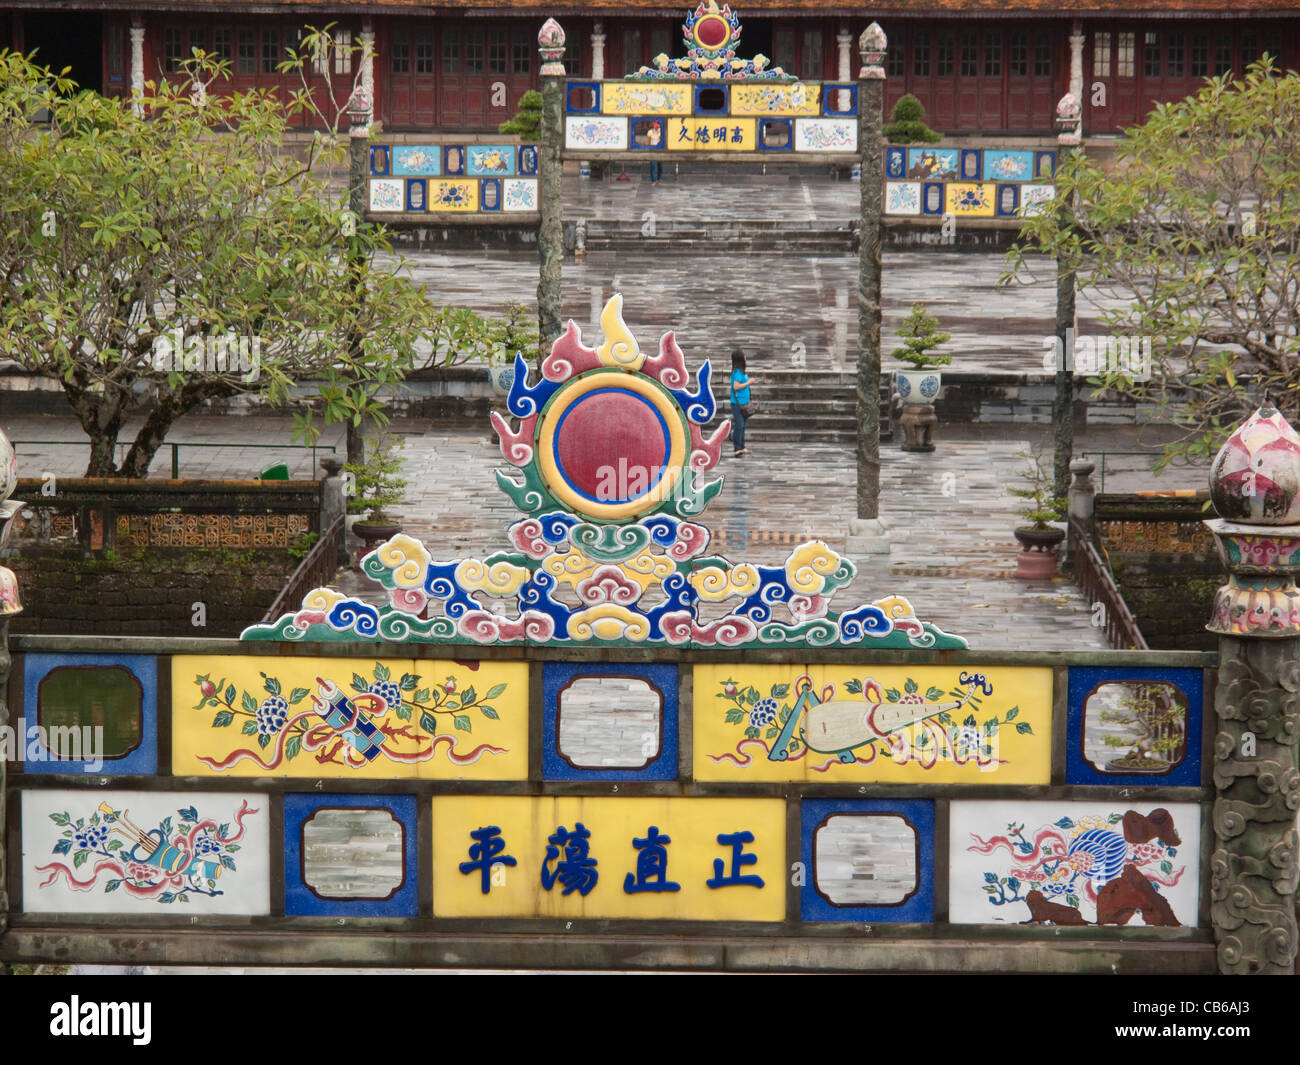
890 303 952 370
1005 59 1300 464
0 50 435 476
499 90 542 142
883 94 941 144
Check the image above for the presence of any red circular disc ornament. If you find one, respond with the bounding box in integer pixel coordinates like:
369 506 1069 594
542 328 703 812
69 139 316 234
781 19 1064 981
694 15 731 50
553 387 670 502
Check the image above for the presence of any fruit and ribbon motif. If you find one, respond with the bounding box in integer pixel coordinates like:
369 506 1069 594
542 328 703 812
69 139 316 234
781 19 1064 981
35 800 255 904
968 808 1185 926
712 671 1023 771
190 663 508 770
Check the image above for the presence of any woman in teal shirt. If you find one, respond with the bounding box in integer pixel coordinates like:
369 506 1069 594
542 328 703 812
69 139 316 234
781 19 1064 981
729 349 750 457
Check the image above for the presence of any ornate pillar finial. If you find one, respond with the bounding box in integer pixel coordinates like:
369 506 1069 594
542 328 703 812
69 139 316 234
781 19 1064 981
858 22 887 80
539 18 567 78
1056 92 1082 146
1204 404 1300 975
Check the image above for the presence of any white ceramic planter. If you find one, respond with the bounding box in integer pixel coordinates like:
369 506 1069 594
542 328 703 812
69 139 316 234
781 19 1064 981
896 369 942 404
487 362 516 397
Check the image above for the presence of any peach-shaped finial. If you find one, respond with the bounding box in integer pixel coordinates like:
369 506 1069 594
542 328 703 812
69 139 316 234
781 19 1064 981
1209 405 1300 524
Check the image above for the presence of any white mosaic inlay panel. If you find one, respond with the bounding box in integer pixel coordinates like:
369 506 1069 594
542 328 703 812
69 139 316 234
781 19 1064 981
558 676 662 768
302 807 404 900
814 813 917 905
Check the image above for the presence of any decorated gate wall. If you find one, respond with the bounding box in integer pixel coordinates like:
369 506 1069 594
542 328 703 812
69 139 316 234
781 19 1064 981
2 636 1217 971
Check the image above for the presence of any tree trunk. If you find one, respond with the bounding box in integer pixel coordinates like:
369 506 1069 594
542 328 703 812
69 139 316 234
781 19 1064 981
67 388 124 477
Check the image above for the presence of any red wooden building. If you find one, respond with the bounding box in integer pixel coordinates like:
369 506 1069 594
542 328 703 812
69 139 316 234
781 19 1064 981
1 2 1296 134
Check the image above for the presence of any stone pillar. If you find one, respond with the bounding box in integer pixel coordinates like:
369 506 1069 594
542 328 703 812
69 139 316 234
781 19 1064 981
848 23 889 556
129 19 145 118
1068 21 1085 127
360 21 376 124
591 21 606 81
836 25 852 112
537 18 567 359
0 432 25 938
1204 406 1300 975
1053 93 1083 501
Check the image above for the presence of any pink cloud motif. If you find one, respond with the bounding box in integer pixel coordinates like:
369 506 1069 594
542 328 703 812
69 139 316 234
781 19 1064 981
643 331 689 389
576 565 642 606
542 320 602 382
689 419 731 472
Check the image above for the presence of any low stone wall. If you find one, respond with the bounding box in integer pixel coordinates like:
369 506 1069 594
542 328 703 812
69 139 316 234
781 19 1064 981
2 479 322 638
1094 492 1219 651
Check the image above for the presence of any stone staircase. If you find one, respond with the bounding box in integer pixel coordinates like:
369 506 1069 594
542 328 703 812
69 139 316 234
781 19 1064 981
710 369 894 445
578 218 856 254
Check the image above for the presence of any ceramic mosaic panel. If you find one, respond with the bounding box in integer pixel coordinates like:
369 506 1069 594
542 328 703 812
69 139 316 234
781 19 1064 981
693 664 1051 783
1019 184 1056 216
426 180 478 212
171 655 527 780
1068 667 1203 787
543 662 678 780
518 145 540 174
284 793 418 917
982 149 1035 181
369 145 390 175
21 789 270 914
794 118 856 152
729 82 822 116
906 148 958 181
601 82 692 115
946 182 996 217
885 146 907 179
20 653 158 775
566 116 629 150
405 179 426 211
801 799 934 922
502 178 538 212
466 145 516 176
885 181 922 216
368 178 404 212
667 117 756 150
391 146 442 176
431 796 785 920
949 800 1201 927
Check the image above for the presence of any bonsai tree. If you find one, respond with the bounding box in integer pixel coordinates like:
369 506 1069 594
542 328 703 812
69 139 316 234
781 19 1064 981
345 435 408 525
891 303 952 371
883 94 942 144
499 90 542 141
1100 684 1187 770
1009 446 1066 530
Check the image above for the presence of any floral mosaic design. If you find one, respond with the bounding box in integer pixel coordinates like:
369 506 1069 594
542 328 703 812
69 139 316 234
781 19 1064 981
795 119 855 152
710 670 1015 770
392 147 441 176
566 117 629 150
35 799 256 905
188 662 509 770
467 146 515 176
368 179 404 212
982 150 1033 181
502 179 539 212
885 181 921 216
431 181 474 209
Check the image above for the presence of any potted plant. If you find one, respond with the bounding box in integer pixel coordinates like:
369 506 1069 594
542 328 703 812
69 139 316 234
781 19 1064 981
1009 445 1066 578
345 435 408 562
891 302 951 452
883 94 943 144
